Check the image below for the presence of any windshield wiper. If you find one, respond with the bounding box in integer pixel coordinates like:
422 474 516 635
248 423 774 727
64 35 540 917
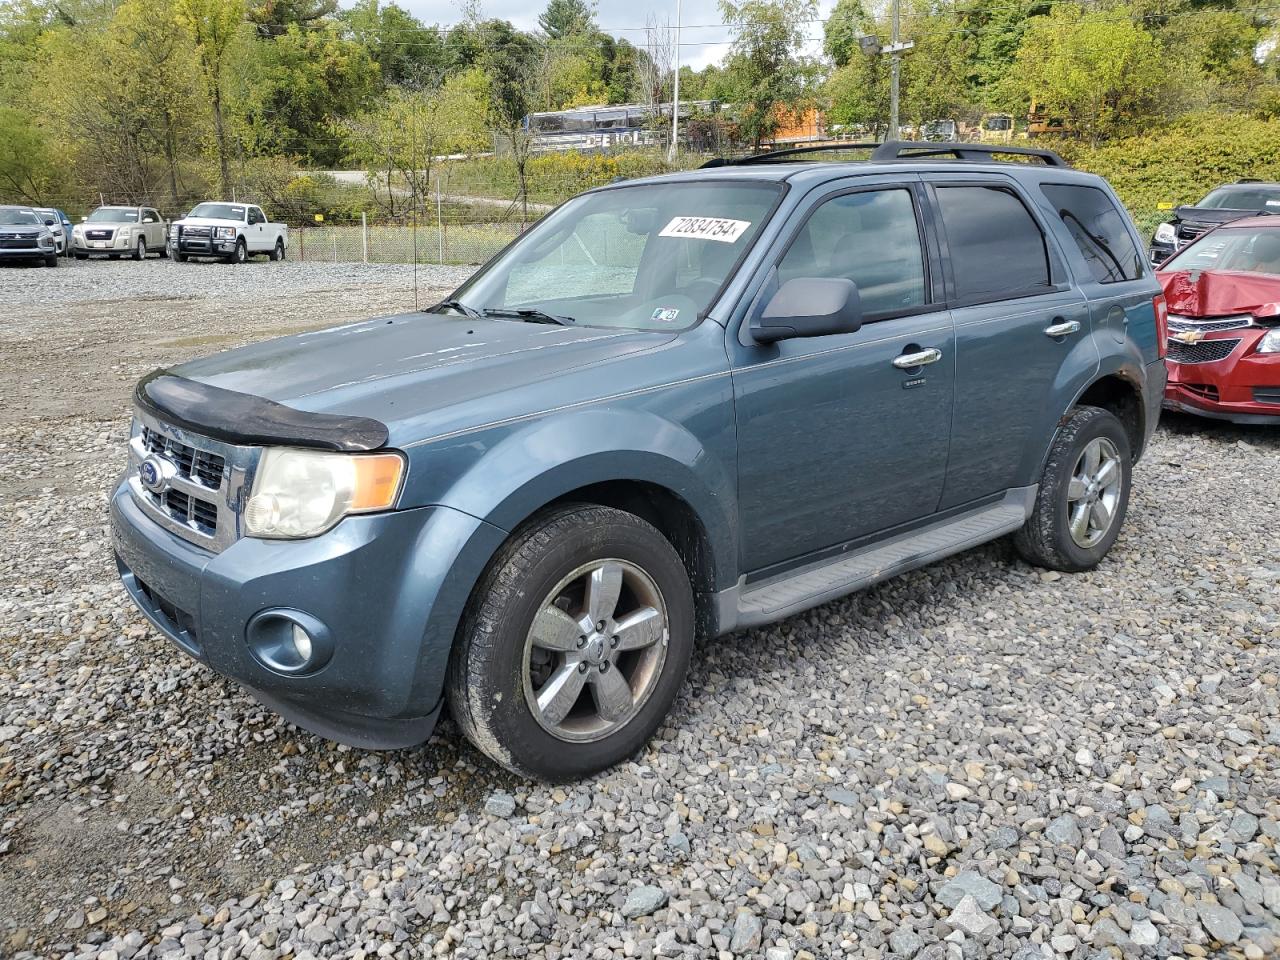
431 298 483 320
481 307 575 326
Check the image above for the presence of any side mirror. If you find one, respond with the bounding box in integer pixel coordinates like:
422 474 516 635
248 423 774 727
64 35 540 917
44 218 55 225
750 277 863 344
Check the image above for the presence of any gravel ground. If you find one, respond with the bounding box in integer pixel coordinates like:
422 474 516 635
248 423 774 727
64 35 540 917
1 259 1278 960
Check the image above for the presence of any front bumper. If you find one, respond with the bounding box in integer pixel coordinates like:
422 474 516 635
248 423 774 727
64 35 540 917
174 235 237 257
1163 335 1280 424
0 246 53 260
111 480 507 748
1149 241 1175 266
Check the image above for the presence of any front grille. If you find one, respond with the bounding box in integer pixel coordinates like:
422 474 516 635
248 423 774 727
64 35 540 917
0 237 36 249
155 488 219 535
141 426 225 488
1167 314 1253 334
133 575 201 653
181 226 211 238
85 228 114 240
1167 338 1240 364
1181 383 1220 402
1253 388 1280 405
1176 223 1207 242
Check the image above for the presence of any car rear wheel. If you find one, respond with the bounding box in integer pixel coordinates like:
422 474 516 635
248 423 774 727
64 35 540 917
1013 405 1132 572
268 238 285 261
447 504 695 780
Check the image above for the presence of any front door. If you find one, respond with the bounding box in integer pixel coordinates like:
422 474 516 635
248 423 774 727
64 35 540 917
731 180 955 573
922 177 1092 509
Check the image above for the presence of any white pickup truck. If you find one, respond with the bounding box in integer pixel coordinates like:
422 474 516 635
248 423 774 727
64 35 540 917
170 202 289 264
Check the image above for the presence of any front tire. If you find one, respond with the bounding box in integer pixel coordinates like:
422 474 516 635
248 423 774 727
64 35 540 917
447 504 695 781
44 254 58 267
1013 405 1131 572
133 238 146 261
230 238 247 264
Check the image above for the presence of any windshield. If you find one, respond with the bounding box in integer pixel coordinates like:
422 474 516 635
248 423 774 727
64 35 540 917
0 209 41 225
1163 227 1280 276
88 207 138 222
1197 187 1280 211
449 181 782 331
189 203 245 221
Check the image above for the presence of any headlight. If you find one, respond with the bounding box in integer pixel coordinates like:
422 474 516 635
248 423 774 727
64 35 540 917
38 231 53 247
72 225 82 237
1154 223 1176 245
214 226 236 239
243 448 405 539
1258 328 1280 354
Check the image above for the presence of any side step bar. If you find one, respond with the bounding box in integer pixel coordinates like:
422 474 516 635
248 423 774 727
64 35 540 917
726 486 1036 632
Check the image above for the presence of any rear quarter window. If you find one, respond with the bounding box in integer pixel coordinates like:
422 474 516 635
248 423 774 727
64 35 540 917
1041 183 1144 283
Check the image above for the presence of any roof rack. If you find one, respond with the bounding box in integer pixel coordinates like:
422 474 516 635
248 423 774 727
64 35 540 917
701 139 1069 169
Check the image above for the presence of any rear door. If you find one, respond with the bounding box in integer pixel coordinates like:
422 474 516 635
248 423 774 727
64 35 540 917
1036 181 1160 363
730 176 956 572
142 209 163 248
922 175 1092 509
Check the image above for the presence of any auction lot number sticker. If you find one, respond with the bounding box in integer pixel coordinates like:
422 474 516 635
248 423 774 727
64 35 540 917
659 216 752 243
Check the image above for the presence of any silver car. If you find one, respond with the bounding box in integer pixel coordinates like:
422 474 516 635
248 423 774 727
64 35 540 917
72 205 169 260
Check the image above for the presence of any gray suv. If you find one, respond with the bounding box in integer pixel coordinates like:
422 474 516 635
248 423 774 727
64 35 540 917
110 142 1168 780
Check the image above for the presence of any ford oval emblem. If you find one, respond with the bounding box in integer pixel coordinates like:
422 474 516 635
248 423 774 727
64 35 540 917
139 454 174 493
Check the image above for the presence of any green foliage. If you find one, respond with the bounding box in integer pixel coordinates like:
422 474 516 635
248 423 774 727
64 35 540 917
247 0 336 37
822 0 869 69
0 106 63 202
338 0 448 87
1007 4 1168 141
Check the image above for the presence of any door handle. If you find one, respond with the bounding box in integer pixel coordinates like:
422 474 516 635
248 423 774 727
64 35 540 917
893 348 943 369
1043 319 1081 338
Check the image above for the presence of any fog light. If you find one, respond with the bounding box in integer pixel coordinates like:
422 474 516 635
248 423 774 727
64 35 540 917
245 609 331 675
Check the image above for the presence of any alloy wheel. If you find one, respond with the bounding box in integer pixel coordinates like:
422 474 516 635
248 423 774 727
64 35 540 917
522 559 669 743
1066 437 1122 548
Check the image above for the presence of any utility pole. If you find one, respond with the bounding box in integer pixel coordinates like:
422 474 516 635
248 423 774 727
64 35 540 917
889 0 900 140
668 0 681 162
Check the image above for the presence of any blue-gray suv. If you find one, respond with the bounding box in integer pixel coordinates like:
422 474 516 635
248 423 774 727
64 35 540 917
111 142 1169 780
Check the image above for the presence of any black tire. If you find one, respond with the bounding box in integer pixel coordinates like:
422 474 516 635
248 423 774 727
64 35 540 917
133 238 146 261
73 252 87 260
1013 405 1132 572
160 238 170 259
268 238 284 261
174 252 188 263
44 254 58 267
232 239 248 264
447 504 695 781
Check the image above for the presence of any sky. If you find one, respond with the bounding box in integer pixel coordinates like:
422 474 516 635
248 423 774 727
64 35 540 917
396 0 838 70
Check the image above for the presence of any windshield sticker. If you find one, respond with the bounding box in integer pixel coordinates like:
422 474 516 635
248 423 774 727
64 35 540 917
659 216 751 243
1267 200 1280 207
651 307 681 323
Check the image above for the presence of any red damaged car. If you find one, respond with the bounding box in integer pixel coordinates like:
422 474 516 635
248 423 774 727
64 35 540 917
1157 216 1280 423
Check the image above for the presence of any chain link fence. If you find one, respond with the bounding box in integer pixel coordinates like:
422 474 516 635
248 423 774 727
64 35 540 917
289 216 525 266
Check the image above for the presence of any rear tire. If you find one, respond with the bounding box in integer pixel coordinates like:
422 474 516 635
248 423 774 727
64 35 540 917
447 504 695 781
269 237 284 261
1013 405 1131 572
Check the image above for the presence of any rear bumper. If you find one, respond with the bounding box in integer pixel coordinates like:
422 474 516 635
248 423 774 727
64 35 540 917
110 480 507 748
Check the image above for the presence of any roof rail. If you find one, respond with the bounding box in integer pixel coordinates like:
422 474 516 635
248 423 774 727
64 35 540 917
701 139 1069 168
870 140 1069 167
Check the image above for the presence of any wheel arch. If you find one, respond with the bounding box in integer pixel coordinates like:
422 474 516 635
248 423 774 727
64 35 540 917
1071 367 1147 461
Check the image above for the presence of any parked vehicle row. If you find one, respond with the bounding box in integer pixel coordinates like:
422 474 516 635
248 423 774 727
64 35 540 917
110 141 1172 781
0 200 292 267
1148 180 1280 265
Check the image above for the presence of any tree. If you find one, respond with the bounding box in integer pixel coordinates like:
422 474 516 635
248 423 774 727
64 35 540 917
538 0 594 40
340 0 447 87
176 0 247 197
237 22 380 166
479 19 540 221
823 0 869 69
247 0 336 38
0 106 59 202
718 0 821 148
1008 4 1168 142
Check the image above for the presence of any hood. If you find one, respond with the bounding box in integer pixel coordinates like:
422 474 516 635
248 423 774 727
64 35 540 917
79 220 143 230
1174 205 1265 227
1159 269 1280 318
0 226 45 236
171 312 673 434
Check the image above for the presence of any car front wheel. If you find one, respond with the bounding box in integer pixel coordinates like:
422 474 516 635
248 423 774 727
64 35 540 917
1013 405 1132 572
133 238 146 261
447 504 695 780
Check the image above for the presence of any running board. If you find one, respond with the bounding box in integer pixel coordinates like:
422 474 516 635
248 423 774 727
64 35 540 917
726 486 1036 632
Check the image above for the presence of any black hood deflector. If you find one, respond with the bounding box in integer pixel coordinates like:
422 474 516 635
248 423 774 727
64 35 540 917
134 371 389 451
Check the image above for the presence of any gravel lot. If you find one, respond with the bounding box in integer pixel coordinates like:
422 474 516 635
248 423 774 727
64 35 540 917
1 258 1278 960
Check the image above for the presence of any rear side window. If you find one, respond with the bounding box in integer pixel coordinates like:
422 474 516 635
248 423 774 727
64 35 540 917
1041 183 1144 283
935 185 1051 302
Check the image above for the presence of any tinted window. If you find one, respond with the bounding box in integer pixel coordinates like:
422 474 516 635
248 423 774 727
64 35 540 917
1199 186 1280 211
936 186 1050 301
1162 227 1280 276
778 189 927 316
1041 183 1144 283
